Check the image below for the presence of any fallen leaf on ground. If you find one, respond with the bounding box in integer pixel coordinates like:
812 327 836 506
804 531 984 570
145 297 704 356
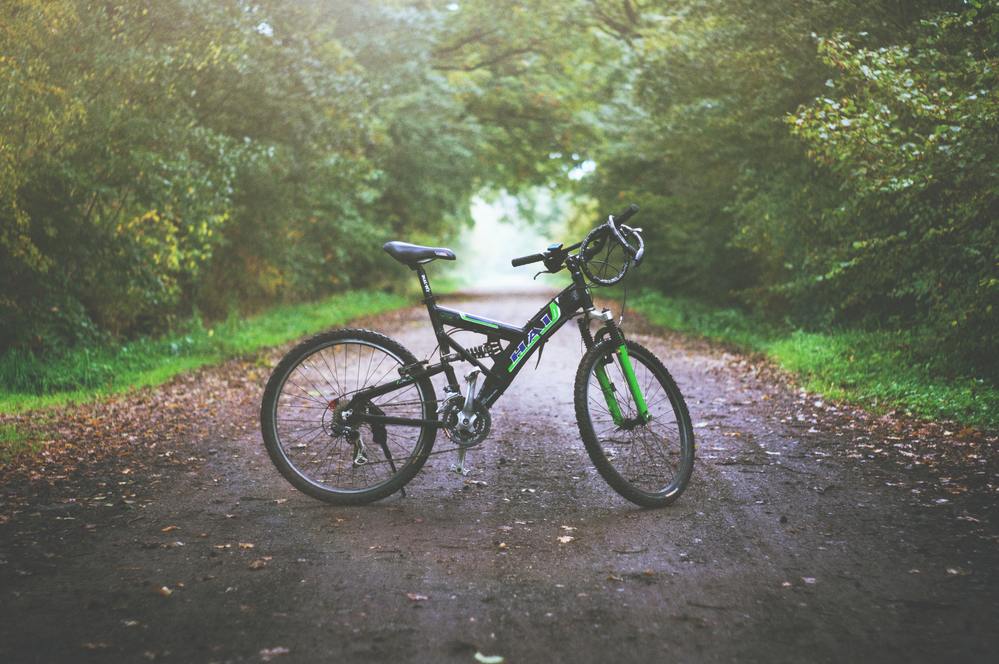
474 653 504 664
406 593 428 601
557 536 574 544
560 525 576 531
81 642 109 650
238 542 255 549
160 525 179 533
155 585 173 597
259 646 290 661
248 558 269 570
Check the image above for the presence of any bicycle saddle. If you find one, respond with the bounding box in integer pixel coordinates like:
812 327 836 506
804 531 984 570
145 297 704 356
383 241 456 266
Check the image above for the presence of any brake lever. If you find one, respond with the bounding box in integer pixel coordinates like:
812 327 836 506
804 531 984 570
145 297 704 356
533 268 562 280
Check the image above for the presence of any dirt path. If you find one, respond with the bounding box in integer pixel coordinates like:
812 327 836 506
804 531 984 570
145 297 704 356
1 292 997 663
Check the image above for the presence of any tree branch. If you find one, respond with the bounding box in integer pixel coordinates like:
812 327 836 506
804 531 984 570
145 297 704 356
432 27 501 57
433 46 539 72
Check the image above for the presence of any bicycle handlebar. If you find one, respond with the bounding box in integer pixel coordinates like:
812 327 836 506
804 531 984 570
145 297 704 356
621 224 645 265
612 204 639 226
511 253 545 267
608 204 640 259
510 203 642 272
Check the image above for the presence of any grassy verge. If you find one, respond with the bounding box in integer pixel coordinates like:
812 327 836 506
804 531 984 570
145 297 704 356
626 290 998 432
0 423 41 462
0 290 409 414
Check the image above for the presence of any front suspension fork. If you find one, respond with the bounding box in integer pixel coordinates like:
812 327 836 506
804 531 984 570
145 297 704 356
580 313 650 426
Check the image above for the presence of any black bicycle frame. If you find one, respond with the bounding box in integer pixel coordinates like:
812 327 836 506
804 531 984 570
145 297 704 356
346 258 600 429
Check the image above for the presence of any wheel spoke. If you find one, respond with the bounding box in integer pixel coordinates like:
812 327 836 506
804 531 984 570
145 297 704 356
579 343 693 503
264 336 434 502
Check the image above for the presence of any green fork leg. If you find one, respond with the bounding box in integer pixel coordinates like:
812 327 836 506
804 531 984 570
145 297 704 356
594 362 624 425
616 344 650 422
593 344 650 425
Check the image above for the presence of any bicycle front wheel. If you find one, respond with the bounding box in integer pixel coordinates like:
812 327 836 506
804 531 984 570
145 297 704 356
260 328 437 505
574 338 694 507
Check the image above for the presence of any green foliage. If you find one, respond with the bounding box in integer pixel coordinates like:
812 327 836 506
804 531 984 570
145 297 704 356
788 6 999 378
0 290 406 414
629 290 999 431
0 423 40 463
573 0 997 381
0 0 504 350
1 0 995 425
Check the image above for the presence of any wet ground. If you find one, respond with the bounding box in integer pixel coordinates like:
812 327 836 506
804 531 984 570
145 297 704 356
1 291 996 663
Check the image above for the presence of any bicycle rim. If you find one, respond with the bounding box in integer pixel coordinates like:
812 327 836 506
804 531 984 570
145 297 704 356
577 341 693 504
267 335 433 497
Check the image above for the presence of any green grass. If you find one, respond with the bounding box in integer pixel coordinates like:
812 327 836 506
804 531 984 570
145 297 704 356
0 423 41 462
0 290 409 415
627 290 999 432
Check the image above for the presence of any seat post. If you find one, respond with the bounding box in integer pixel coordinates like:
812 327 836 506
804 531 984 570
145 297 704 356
413 265 435 305
412 263 460 392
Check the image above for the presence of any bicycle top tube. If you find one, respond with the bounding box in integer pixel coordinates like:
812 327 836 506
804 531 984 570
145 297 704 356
436 307 523 342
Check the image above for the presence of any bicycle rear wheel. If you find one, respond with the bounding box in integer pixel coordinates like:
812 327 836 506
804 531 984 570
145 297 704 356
574 339 694 507
260 328 437 505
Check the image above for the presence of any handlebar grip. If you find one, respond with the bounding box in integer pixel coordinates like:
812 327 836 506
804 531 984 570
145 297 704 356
613 204 639 225
511 253 545 267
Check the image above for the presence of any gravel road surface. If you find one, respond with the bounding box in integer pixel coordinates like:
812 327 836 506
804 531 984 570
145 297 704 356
1 291 996 663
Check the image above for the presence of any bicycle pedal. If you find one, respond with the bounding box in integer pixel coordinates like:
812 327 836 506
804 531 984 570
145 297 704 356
448 462 471 476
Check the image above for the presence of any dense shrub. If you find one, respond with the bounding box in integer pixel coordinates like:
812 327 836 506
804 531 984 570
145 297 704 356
3 0 994 385
0 1 510 350
581 0 997 380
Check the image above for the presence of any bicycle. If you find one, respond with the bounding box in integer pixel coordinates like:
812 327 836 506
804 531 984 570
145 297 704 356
260 204 695 507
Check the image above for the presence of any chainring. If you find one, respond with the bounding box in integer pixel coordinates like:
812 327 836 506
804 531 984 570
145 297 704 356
440 396 491 448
